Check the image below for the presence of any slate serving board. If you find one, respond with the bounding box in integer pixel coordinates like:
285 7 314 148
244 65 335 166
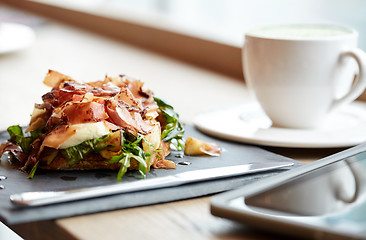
0 125 302 225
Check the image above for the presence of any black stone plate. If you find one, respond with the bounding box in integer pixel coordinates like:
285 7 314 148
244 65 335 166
0 125 302 225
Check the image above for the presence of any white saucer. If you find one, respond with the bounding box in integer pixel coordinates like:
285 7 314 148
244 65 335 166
193 101 366 148
0 23 35 54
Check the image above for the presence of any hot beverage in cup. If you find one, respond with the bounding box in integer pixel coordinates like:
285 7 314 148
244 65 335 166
248 25 354 38
243 24 366 128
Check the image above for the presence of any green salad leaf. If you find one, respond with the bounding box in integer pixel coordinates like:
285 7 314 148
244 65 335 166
28 161 39 179
61 135 112 166
6 125 44 178
109 131 149 182
7 125 43 155
153 97 185 150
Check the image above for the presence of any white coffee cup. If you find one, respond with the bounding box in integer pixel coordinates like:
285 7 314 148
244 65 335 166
243 24 366 128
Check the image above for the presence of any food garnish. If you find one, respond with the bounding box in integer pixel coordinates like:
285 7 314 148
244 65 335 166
184 137 221 157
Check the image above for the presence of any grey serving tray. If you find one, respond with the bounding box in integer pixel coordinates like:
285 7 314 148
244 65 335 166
0 124 301 225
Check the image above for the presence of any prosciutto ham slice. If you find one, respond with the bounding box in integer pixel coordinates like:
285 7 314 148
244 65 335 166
63 101 107 124
41 70 156 135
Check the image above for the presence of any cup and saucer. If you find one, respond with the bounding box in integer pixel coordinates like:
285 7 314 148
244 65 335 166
195 24 366 149
193 101 366 148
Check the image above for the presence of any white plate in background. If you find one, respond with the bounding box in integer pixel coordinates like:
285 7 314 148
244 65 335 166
0 22 35 54
194 101 366 148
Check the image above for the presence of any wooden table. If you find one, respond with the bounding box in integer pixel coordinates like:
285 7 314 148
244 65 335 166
0 4 346 240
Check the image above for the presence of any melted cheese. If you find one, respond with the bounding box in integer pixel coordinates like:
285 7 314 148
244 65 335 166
43 122 110 150
59 122 110 149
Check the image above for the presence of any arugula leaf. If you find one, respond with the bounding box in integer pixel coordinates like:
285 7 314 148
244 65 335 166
109 131 148 181
28 161 39 179
61 135 112 166
30 127 44 139
7 125 23 138
153 97 185 150
110 152 147 182
115 154 130 182
7 125 43 155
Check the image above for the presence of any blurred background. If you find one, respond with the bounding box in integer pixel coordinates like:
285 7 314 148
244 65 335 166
23 0 366 48
0 0 365 126
1 0 366 133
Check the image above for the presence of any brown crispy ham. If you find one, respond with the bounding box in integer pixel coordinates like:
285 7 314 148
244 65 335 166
43 70 74 88
26 107 50 133
62 102 107 124
114 86 143 111
105 97 153 135
0 142 27 164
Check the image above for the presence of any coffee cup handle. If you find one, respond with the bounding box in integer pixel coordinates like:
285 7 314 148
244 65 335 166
331 48 366 110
